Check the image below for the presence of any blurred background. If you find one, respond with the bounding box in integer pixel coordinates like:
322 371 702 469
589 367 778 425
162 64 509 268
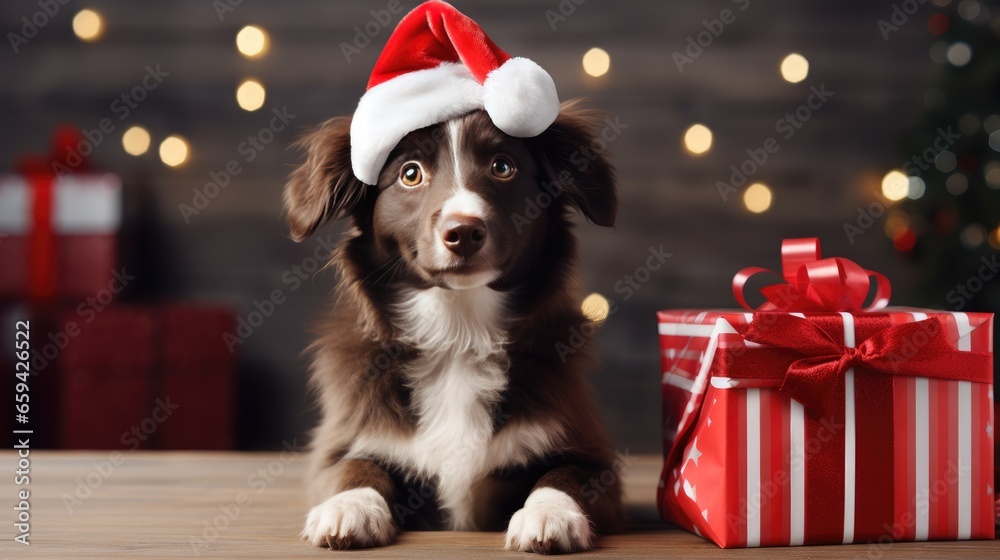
1 0 997 453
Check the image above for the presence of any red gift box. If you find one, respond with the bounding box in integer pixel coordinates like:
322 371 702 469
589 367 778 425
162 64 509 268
60 306 156 449
0 173 121 301
29 304 237 450
159 305 236 450
657 239 995 547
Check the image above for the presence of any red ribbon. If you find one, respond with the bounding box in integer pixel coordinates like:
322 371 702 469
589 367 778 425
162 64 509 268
733 238 891 312
15 126 87 302
27 173 56 301
714 314 993 415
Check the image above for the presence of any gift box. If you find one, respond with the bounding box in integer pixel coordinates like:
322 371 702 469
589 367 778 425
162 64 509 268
60 306 156 449
0 173 121 301
59 304 237 450
658 239 995 547
0 130 122 302
16 303 236 449
159 305 236 450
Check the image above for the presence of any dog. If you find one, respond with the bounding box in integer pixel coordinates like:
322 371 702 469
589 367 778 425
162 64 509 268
284 99 622 553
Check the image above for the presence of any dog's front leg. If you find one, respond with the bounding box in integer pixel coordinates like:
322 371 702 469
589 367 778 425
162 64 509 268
302 459 398 549
504 465 621 554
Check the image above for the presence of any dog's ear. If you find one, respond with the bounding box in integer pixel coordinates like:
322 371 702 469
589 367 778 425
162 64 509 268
284 117 369 242
534 100 619 227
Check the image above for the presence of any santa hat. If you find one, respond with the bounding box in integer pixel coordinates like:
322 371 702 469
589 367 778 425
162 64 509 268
350 1 560 185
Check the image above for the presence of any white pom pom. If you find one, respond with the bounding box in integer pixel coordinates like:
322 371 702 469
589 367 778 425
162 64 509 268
483 57 559 138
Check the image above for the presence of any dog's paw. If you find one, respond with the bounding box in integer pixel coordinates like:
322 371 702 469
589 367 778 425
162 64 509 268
504 488 594 554
301 488 396 549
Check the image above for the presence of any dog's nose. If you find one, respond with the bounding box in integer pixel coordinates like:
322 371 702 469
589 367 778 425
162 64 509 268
441 216 487 257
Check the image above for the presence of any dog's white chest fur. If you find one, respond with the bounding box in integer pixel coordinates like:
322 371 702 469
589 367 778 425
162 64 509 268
370 286 509 529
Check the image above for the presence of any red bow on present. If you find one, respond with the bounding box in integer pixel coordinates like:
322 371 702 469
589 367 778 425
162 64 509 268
715 314 993 415
733 238 891 312
12 126 90 302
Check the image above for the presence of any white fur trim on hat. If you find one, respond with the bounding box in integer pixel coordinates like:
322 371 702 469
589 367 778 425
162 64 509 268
483 57 559 138
351 62 484 185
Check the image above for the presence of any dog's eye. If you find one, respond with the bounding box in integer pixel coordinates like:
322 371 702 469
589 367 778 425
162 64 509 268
491 156 515 180
399 162 424 187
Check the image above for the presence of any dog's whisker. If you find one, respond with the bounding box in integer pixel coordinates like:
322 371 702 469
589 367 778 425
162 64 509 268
361 255 402 285
386 255 407 286
372 255 405 287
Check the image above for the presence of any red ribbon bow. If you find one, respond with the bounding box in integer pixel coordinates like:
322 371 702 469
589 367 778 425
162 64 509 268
733 238 891 312
715 314 993 415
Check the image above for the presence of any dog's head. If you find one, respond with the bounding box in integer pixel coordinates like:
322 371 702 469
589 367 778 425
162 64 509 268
284 101 617 291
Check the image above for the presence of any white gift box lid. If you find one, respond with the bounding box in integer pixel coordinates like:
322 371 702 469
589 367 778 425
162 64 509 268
0 173 122 235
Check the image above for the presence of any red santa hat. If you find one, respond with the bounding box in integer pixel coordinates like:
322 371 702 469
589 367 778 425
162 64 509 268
350 1 560 185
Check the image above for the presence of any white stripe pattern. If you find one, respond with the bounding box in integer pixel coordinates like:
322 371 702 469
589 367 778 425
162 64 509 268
0 174 121 234
841 313 856 544
911 312 930 541
746 388 761 547
957 380 972 539
789 399 805 546
658 323 718 337
954 312 972 540
54 175 122 233
662 372 698 392
0 177 30 233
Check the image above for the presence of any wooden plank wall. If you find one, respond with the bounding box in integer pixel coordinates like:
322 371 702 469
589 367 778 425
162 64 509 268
0 0 939 451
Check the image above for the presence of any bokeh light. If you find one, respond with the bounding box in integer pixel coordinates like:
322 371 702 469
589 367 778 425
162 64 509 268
894 229 917 252
989 130 1000 152
884 211 909 238
985 162 1000 188
683 124 713 155
159 135 190 167
122 126 151 156
946 42 972 66
928 13 950 35
907 176 926 200
935 151 957 172
881 170 909 201
960 223 986 247
236 79 267 112
743 183 773 213
582 48 611 77
958 0 982 20
236 25 269 58
73 9 104 42
946 173 968 195
984 114 1000 134
581 293 610 323
780 53 809 83
929 41 949 63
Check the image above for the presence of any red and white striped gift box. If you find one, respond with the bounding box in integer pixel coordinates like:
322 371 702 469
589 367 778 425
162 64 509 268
657 309 995 548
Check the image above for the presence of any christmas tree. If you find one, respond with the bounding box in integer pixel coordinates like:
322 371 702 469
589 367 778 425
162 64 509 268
895 0 1000 351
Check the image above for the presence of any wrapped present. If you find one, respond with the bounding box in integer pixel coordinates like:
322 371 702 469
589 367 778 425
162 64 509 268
60 306 156 449
658 238 995 547
159 305 236 450
16 303 236 449
0 129 122 302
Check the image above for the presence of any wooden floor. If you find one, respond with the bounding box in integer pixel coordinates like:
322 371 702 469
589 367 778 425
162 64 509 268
1 452 996 559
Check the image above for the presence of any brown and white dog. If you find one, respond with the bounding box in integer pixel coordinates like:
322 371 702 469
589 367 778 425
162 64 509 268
283 100 622 553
